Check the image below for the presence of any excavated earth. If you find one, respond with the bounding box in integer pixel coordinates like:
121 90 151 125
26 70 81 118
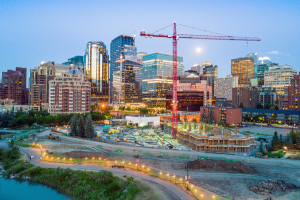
249 179 299 195
187 159 257 174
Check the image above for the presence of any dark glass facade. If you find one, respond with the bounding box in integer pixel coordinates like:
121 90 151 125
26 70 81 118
84 41 109 103
110 35 136 101
112 60 142 104
231 57 255 87
142 53 183 109
63 56 84 73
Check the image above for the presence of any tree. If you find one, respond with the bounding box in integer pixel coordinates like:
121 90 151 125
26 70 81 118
70 115 78 136
78 115 85 138
9 139 14 149
259 142 264 155
239 102 244 108
296 134 300 149
85 114 94 139
208 108 214 124
289 130 297 144
279 134 284 147
271 131 281 150
284 135 294 149
27 117 36 128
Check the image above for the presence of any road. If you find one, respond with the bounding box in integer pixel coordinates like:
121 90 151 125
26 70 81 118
0 138 195 200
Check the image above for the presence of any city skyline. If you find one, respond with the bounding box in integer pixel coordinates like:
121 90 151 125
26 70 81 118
0 0 299 78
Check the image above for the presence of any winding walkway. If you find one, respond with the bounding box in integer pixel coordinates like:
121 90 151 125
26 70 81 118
0 138 195 200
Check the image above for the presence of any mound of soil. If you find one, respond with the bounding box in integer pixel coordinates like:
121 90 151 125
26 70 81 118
188 159 256 174
250 179 299 195
64 151 108 159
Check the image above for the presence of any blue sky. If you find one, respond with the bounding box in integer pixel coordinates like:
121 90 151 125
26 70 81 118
0 0 299 78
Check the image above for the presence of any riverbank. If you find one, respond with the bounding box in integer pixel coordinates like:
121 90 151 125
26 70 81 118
0 147 140 200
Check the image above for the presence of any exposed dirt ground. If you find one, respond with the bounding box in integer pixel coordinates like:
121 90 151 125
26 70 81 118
36 134 300 200
187 159 256 174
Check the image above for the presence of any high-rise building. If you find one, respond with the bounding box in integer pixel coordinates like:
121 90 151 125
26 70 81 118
1 67 28 105
84 41 109 103
55 63 74 76
231 56 255 87
279 74 300 111
258 87 278 108
110 35 136 98
214 75 238 100
264 65 297 95
142 53 183 109
166 74 214 112
191 63 203 75
63 56 84 72
252 57 278 87
137 52 147 65
202 61 218 80
29 61 55 111
48 69 91 115
112 60 142 104
232 87 259 108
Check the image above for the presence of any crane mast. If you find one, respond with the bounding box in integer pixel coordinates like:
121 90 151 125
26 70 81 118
140 22 261 138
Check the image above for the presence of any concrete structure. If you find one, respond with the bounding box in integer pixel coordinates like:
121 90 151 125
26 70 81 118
1 67 28 105
48 69 91 115
242 108 300 125
29 61 55 111
258 87 278 108
112 60 142 104
264 65 297 95
126 116 160 127
166 74 215 111
232 87 259 108
191 63 203 75
0 104 33 114
214 75 238 100
231 56 255 87
279 74 300 111
200 106 242 126
0 99 15 105
84 41 109 103
55 63 74 76
142 53 183 109
176 123 256 154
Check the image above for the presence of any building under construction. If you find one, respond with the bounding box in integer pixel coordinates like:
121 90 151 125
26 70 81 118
176 123 257 154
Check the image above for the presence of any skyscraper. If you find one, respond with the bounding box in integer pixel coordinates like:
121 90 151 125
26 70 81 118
110 35 136 100
137 52 147 65
214 75 238 100
112 60 142 104
29 61 55 111
231 56 255 87
142 53 183 109
264 65 297 95
84 41 109 103
63 56 84 72
202 61 218 80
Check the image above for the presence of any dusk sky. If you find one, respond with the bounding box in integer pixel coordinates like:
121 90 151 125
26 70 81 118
0 0 299 78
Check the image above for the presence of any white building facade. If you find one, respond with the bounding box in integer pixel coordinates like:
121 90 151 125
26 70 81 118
214 75 238 100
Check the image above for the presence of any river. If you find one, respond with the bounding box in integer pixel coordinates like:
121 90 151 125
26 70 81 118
0 178 68 200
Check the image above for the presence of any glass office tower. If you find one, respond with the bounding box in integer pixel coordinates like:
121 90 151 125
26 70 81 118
231 57 255 87
84 41 109 103
110 35 136 102
201 61 218 80
112 60 142 104
63 56 84 73
142 53 183 109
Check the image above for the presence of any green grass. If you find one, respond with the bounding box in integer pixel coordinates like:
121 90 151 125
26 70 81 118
114 148 123 153
267 151 285 158
97 145 103 149
0 147 140 200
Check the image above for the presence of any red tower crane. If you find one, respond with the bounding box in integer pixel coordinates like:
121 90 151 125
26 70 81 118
140 22 261 138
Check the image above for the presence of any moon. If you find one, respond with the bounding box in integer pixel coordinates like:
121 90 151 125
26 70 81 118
196 47 201 53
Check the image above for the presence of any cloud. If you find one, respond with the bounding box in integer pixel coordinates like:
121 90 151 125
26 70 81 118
267 51 279 55
266 51 291 56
